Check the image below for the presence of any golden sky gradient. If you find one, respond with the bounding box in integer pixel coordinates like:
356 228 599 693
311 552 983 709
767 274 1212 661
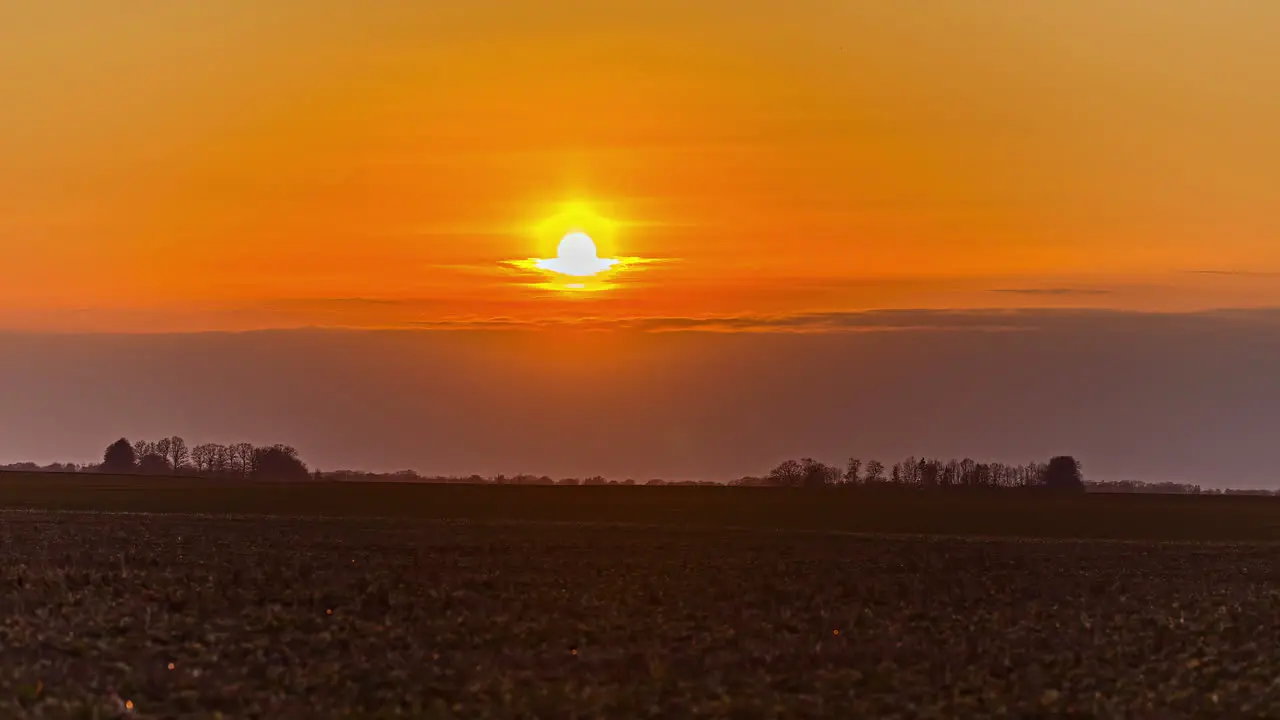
3 1 1278 332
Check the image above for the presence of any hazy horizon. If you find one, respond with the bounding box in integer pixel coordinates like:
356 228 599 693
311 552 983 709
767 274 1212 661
4 307 1278 488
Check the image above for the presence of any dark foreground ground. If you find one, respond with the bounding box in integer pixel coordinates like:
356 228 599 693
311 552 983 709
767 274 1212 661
8 472 1280 541
4 509 1280 718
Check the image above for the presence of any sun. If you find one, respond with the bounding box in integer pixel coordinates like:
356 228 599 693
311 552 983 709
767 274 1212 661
534 232 619 277
502 200 664 292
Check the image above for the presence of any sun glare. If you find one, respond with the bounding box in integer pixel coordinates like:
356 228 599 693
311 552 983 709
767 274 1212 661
503 200 664 293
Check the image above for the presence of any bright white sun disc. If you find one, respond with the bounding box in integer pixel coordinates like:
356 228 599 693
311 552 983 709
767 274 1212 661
558 232 599 261
534 232 619 277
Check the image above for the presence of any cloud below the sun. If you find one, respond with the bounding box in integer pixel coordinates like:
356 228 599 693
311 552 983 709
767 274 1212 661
400 307 1280 333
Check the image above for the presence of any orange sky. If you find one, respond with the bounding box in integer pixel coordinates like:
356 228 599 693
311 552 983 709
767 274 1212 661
3 1 1279 332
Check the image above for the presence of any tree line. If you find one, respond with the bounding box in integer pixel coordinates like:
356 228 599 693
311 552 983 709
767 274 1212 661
86 444 1088 491
732 455 1087 492
99 437 312 481
6 443 1256 495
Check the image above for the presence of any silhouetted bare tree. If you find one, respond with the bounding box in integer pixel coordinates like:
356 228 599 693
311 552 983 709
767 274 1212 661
800 458 840 488
153 438 172 467
864 460 886 484
843 458 862 485
166 436 189 472
232 443 255 477
213 445 233 476
768 459 805 487
191 443 218 474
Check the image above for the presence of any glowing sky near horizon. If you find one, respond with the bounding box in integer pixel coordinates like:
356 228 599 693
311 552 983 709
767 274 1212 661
2 1 1279 332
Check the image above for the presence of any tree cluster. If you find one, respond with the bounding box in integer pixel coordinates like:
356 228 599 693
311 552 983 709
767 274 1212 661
734 455 1086 492
1088 480 1276 496
100 437 310 481
1089 479 1205 494
0 462 83 473
4 444 1110 493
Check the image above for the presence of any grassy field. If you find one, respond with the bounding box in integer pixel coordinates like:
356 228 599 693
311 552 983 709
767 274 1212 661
3 470 1280 541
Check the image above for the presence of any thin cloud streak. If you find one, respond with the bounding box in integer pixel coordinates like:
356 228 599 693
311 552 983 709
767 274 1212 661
991 288 1113 296
400 307 1280 334
1186 270 1280 277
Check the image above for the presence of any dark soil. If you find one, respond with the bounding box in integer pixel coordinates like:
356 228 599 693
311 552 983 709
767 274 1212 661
2 511 1279 718
7 474 1280 542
